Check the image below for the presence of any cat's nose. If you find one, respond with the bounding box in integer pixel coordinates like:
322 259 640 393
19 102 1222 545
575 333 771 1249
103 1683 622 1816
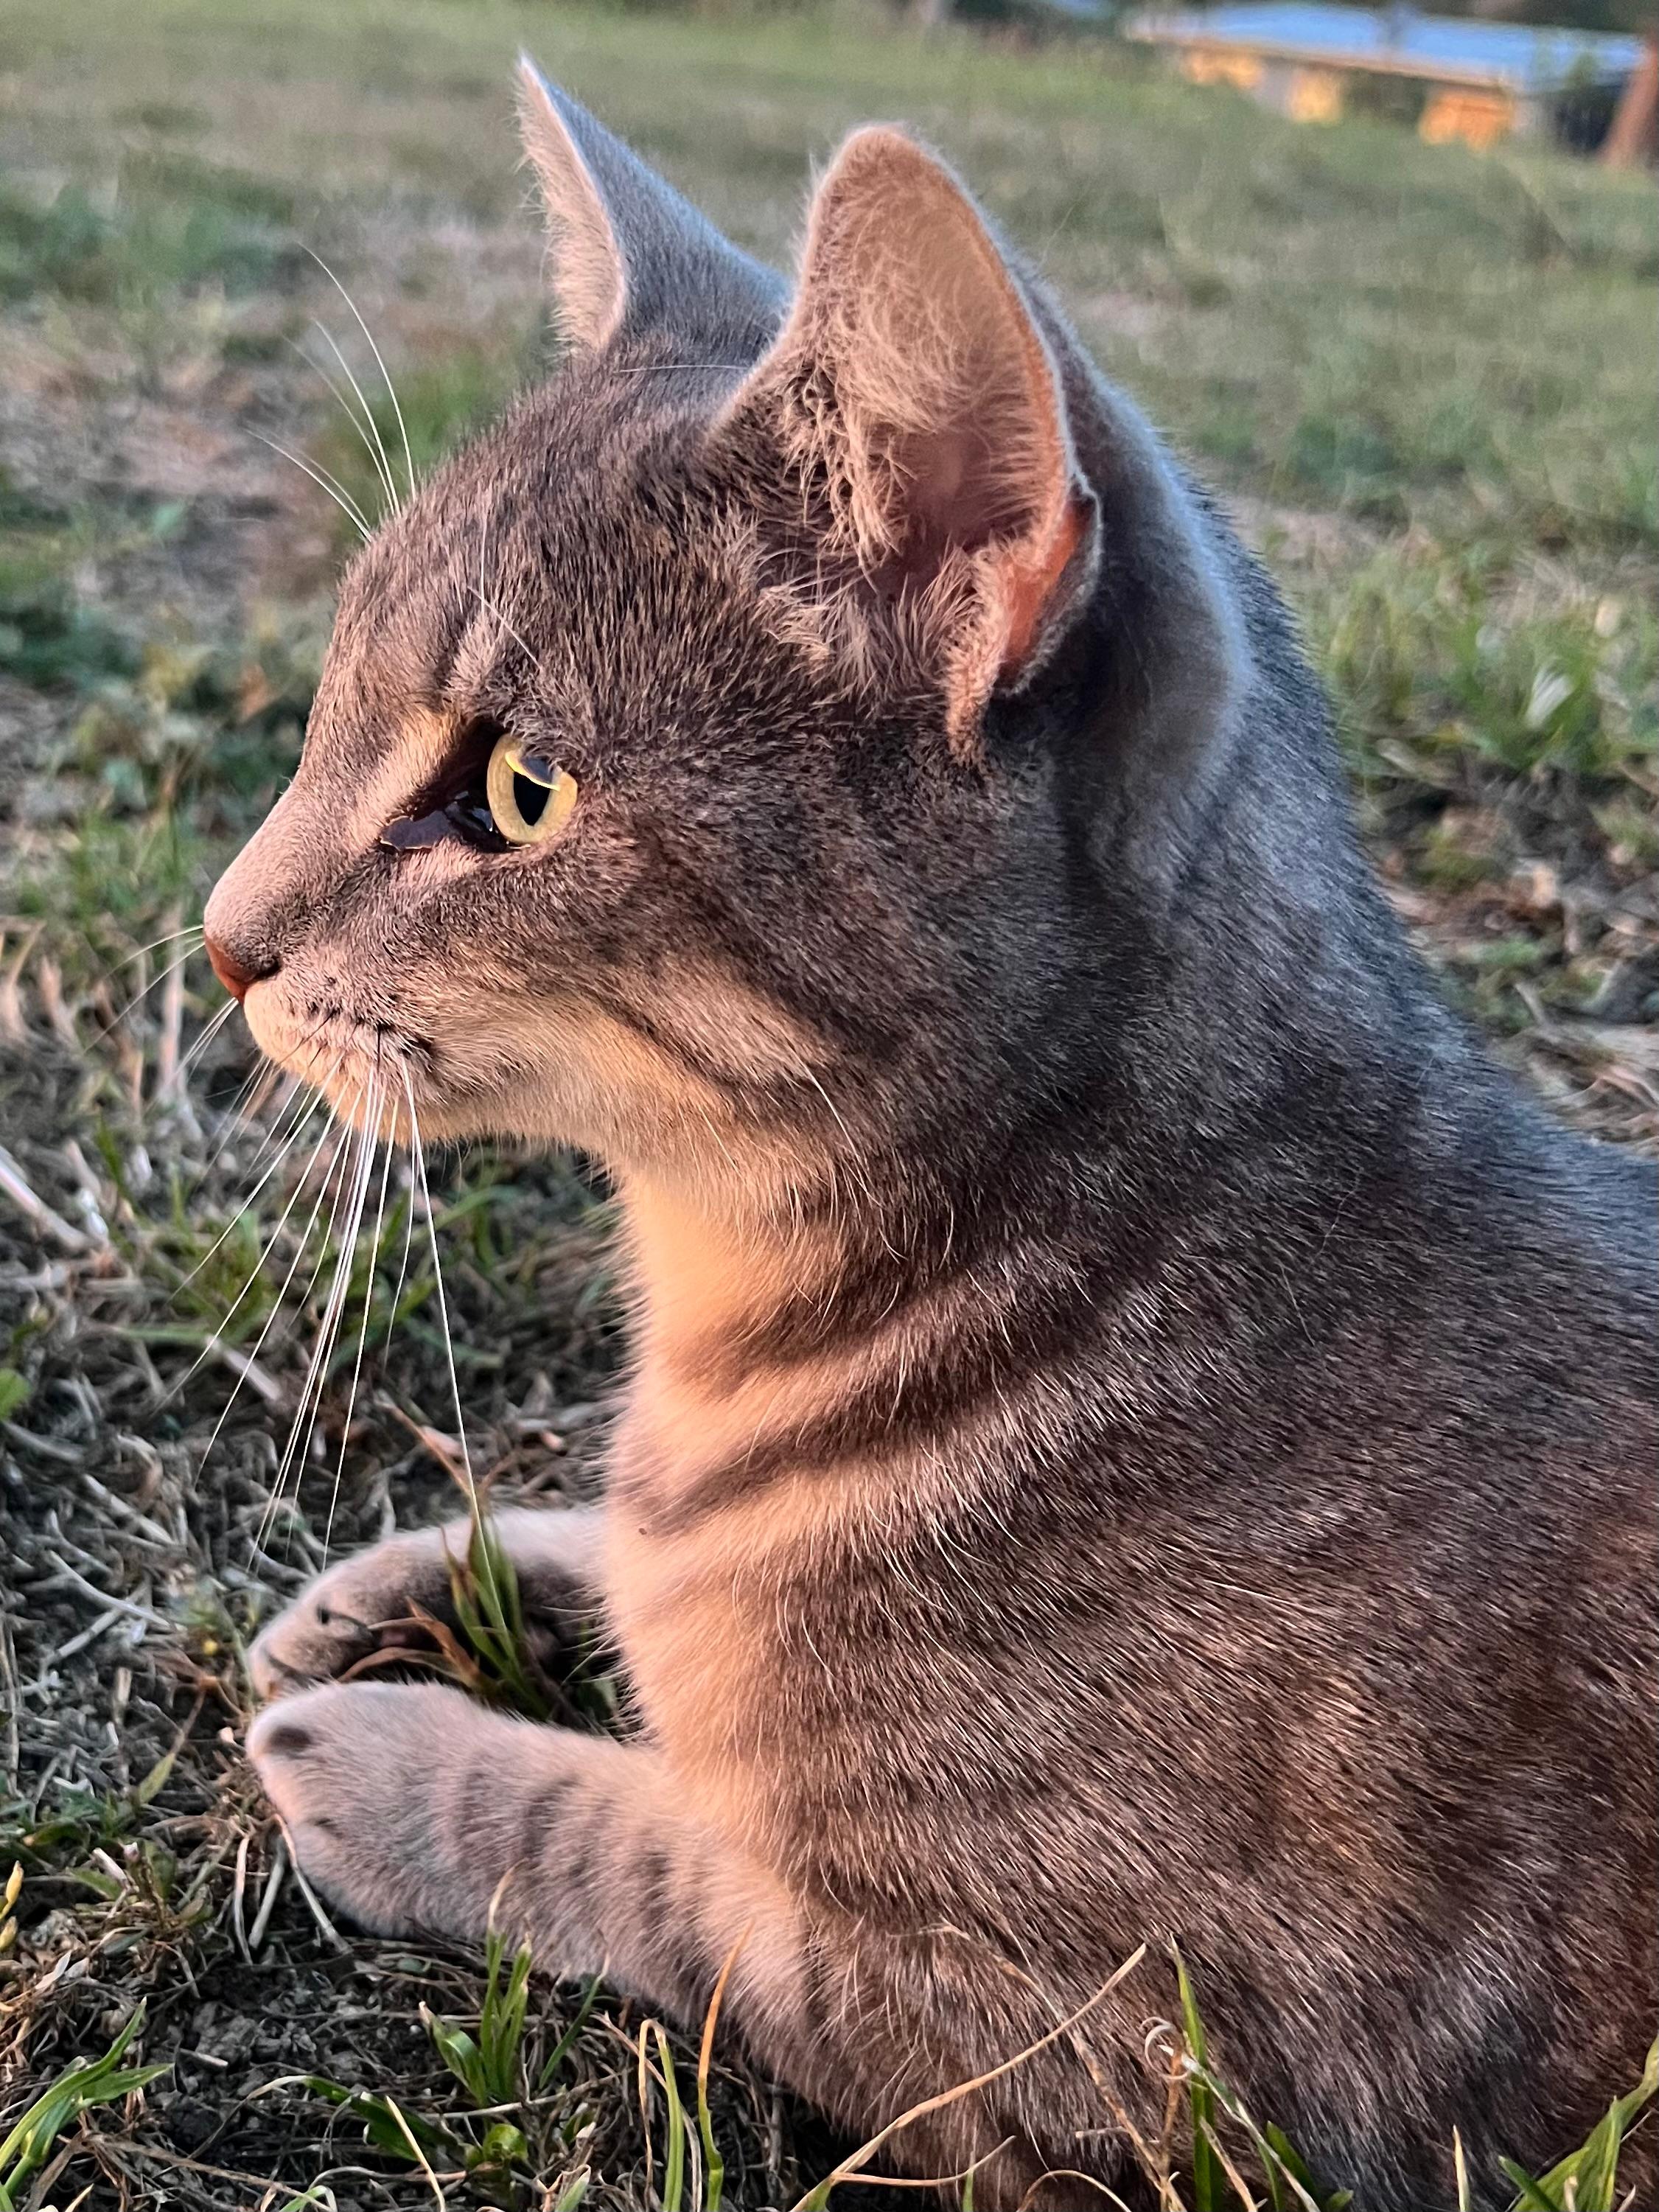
205 931 275 1004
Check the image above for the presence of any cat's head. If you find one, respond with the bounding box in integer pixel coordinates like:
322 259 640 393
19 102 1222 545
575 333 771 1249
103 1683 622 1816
205 65 1254 1217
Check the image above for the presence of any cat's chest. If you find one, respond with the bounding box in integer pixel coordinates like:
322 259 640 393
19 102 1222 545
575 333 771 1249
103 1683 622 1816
597 1364 935 1806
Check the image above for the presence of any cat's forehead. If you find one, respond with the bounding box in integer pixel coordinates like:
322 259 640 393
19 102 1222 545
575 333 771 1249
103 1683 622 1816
308 362 803 774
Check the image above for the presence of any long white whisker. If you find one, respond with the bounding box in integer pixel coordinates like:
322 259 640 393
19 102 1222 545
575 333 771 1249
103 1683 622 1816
178 1103 344 1369
405 1068 476 1508
91 943 203 1047
175 1083 330 1295
172 997 239 1089
183 1100 354 1454
296 325 399 521
225 1068 303 1179
304 247 415 505
242 1094 369 1546
250 431 373 544
383 1129 419 1367
292 329 394 504
289 1098 361 1322
195 1063 295 1187
107 925 205 976
267 1084 380 1540
324 1092 397 1556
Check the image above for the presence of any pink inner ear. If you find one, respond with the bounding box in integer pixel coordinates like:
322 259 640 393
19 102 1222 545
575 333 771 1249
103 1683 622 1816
898 424 1034 558
997 493 1090 680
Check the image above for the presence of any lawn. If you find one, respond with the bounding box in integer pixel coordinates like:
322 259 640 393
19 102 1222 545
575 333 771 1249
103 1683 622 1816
0 1 1655 2206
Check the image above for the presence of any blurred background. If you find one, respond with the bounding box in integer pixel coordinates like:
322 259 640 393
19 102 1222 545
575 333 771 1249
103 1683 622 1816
0 1 1654 2207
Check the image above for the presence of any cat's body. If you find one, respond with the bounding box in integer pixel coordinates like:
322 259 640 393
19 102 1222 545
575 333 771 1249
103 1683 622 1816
212 71 1657 2210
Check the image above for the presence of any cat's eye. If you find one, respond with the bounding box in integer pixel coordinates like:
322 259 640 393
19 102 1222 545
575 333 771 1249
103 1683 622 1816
484 732 578 846
381 721 578 856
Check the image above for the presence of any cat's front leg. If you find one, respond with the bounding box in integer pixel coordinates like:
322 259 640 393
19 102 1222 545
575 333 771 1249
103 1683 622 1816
248 1687 1079 2204
249 1505 604 1700
245 1682 803 2003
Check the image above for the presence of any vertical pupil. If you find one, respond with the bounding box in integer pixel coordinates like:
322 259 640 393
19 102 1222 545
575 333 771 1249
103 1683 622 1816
512 770 549 826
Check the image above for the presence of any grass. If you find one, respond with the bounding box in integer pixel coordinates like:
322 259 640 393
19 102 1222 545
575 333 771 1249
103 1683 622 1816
0 1999 170 2210
0 0 1653 2205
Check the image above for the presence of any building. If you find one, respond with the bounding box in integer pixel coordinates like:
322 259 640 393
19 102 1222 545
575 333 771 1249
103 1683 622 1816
1125 4 1649 150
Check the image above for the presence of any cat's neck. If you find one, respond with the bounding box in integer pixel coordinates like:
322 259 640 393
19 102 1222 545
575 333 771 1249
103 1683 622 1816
618 1173 848 1372
609 1165 971 1534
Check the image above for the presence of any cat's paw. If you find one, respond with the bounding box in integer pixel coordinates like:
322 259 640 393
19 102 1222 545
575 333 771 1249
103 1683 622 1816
249 1529 461 1701
248 1680 510 1936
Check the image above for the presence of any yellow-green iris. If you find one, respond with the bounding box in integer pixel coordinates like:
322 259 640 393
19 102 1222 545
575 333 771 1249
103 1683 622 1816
485 733 578 846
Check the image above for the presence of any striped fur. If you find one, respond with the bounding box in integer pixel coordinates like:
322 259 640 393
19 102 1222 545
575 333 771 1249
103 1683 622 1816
225 80 1655 2211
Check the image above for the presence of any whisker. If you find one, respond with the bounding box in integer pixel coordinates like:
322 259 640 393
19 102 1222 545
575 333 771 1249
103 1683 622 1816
176 1095 352 1416
468 584 550 684
293 324 399 522
304 247 416 505
266 1081 381 1541
250 430 374 545
221 1067 304 1180
404 1068 477 1509
171 997 239 1092
175 1083 331 1295
194 1062 294 1187
610 360 751 377
227 1094 366 1527
382 1119 420 1365
105 924 205 977
89 943 206 1050
324 1088 397 1556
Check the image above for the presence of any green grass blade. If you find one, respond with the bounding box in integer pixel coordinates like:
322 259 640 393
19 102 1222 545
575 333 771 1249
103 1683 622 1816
653 2023 688 2212
1175 1947 1220 2212
537 1973 603 2093
1505 2042 1658 2212
481 1940 533 2104
1500 2160 1564 2212
0 2004 168 2209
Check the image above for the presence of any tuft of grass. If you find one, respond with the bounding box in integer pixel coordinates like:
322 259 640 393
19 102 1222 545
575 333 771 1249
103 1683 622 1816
296 1936 606 2205
0 2002 169 2211
1495 2041 1658 2212
1317 546 1658 789
1170 1965 1354 2212
447 1508 553 1720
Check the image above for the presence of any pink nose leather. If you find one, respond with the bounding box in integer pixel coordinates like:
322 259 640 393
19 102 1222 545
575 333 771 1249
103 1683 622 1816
205 933 265 1004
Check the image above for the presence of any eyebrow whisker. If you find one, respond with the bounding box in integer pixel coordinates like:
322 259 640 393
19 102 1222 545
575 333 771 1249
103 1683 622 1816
251 431 374 545
304 246 416 506
289 327 400 523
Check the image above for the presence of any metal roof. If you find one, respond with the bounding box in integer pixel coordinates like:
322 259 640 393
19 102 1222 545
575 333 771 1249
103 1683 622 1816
1127 5 1646 91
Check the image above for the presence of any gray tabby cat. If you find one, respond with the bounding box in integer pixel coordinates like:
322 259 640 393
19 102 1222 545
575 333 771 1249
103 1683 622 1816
203 62 1658 2211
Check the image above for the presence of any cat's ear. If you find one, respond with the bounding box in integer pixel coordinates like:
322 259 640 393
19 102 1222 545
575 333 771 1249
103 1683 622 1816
516 58 783 355
724 128 1094 736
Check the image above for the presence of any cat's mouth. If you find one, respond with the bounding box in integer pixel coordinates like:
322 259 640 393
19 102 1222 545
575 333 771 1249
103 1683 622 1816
241 983 435 1142
240 974 581 1152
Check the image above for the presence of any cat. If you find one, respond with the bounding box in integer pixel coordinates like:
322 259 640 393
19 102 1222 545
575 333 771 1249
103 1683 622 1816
204 62 1658 2211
